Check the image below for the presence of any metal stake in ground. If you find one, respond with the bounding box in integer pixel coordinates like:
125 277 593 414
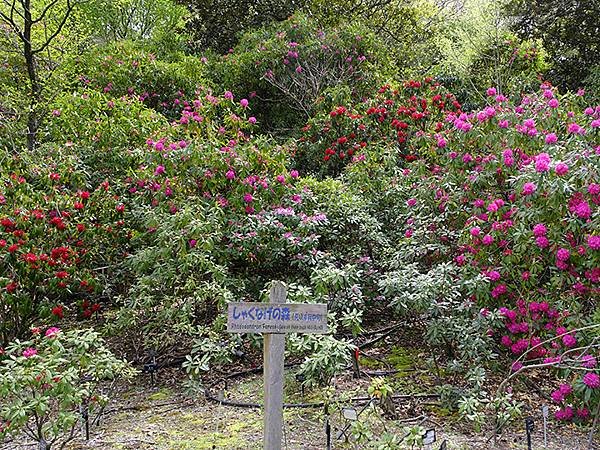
542 404 548 448
525 417 534 450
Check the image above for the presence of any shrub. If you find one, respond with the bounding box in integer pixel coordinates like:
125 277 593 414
112 203 231 352
47 90 166 182
60 41 209 118
297 79 462 176
0 327 135 450
213 13 395 134
0 148 130 344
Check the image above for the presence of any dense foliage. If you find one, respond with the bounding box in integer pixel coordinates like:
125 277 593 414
505 0 600 91
1 0 599 446
0 328 134 449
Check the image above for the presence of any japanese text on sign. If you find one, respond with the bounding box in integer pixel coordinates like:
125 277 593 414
227 302 328 334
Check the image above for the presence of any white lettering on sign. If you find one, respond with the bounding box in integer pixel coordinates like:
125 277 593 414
227 302 328 334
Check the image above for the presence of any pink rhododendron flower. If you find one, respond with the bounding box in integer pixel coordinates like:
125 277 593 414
581 355 597 368
45 327 60 337
583 372 600 389
511 361 523 372
574 201 592 219
535 153 551 172
587 235 600 250
555 407 574 420
551 389 564 403
533 223 547 236
544 356 561 365
542 88 554 99
500 308 517 321
567 123 584 134
535 236 549 248
491 284 507 298
562 334 576 347
23 348 37 358
554 162 568 176
559 384 573 395
487 270 501 281
482 234 494 245
588 183 600 195
522 182 537 195
556 248 570 261
545 133 558 144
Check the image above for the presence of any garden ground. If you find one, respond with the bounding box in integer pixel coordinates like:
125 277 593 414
2 362 595 449
43 378 599 449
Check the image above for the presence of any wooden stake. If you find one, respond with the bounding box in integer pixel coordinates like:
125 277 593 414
263 282 287 450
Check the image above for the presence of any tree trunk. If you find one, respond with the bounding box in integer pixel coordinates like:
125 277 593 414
23 0 40 151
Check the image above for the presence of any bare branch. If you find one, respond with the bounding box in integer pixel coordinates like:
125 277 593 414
32 0 75 54
31 0 60 24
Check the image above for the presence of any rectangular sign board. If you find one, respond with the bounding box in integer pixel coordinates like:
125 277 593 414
227 302 328 334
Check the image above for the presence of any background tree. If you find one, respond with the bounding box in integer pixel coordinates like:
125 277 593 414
306 0 444 76
0 0 86 150
504 0 600 91
182 0 303 54
79 0 188 55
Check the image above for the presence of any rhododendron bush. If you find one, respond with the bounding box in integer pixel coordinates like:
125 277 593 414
61 40 208 119
298 79 462 176
0 145 131 345
214 13 395 134
334 81 600 422
0 328 135 449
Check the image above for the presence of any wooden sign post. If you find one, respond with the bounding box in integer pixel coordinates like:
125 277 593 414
227 281 328 450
